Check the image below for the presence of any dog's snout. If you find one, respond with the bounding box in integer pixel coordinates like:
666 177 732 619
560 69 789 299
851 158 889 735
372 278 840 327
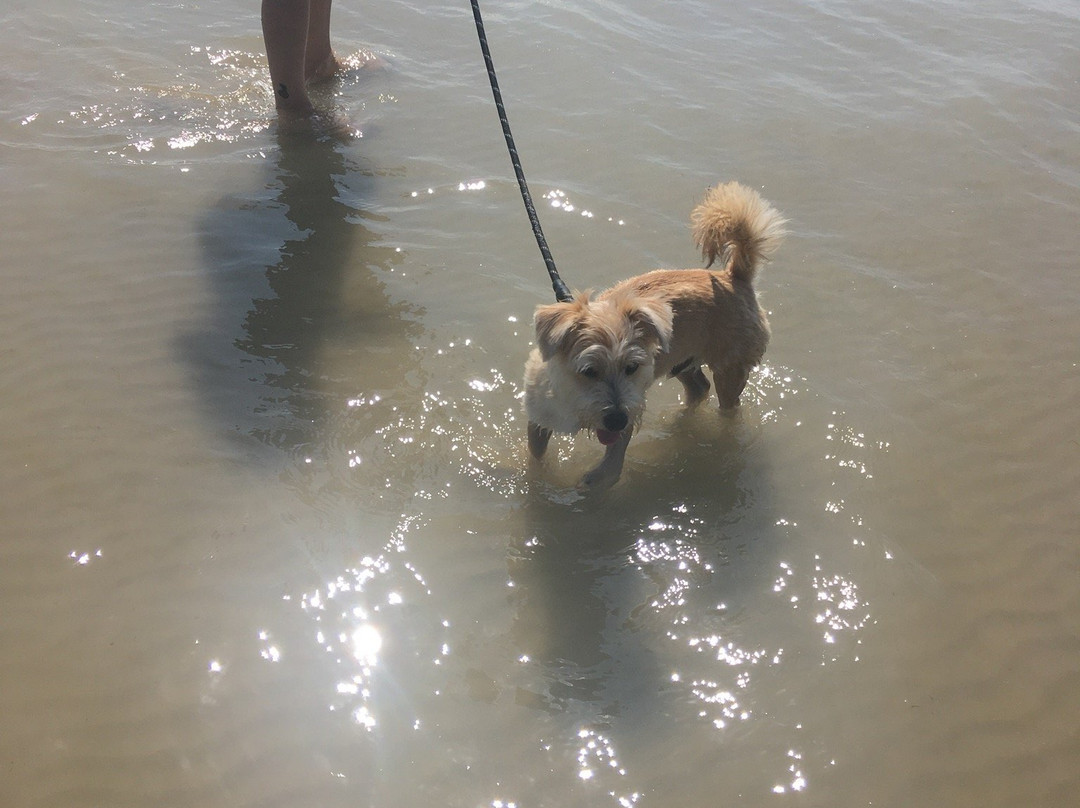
602 410 629 432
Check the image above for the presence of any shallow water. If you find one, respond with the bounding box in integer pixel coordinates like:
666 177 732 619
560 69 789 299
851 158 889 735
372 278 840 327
2 1 1079 806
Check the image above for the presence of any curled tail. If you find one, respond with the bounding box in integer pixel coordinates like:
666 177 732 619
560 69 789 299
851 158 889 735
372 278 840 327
690 181 787 282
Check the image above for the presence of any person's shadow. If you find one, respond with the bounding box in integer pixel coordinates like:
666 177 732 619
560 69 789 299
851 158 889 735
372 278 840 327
186 126 422 462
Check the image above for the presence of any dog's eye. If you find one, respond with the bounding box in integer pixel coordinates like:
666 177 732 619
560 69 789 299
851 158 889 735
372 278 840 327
580 367 599 379
625 363 640 376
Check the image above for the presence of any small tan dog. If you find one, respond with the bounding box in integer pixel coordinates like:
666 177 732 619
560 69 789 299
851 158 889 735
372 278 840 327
523 181 786 487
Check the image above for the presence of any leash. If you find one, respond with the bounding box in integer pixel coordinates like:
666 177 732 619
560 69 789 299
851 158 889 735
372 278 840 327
470 0 573 303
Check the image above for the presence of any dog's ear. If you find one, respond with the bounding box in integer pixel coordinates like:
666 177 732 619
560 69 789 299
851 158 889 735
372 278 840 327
627 298 674 354
534 297 586 360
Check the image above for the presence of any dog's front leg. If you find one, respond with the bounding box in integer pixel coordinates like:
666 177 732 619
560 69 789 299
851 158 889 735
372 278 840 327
581 429 633 488
528 421 553 459
715 365 751 410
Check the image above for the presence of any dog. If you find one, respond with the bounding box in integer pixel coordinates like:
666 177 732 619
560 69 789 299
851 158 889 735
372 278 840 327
522 180 786 487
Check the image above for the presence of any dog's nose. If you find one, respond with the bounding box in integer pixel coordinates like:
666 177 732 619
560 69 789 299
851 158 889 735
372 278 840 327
602 410 629 432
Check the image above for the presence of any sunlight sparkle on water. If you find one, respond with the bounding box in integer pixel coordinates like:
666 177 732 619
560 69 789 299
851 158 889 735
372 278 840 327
574 728 637 802
69 549 103 566
771 750 808 794
257 630 281 662
353 705 376 730
351 623 382 667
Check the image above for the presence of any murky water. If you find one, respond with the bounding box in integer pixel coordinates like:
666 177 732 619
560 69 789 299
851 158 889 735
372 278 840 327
2 1 1078 806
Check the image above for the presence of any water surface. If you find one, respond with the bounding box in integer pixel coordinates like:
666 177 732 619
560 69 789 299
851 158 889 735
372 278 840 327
2 1 1078 806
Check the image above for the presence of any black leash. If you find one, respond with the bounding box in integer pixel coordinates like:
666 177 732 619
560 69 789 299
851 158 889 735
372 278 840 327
470 0 573 303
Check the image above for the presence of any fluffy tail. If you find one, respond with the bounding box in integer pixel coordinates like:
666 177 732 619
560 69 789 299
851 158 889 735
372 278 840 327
690 181 787 282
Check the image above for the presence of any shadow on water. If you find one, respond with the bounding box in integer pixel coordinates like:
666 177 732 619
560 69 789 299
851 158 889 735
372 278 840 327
185 124 423 462
509 412 780 704
489 408 841 800
496 380 893 800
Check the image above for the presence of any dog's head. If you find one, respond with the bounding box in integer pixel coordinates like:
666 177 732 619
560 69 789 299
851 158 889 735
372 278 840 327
526 290 673 443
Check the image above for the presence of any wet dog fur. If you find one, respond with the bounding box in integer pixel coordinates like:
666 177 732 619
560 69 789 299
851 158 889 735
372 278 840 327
523 181 786 487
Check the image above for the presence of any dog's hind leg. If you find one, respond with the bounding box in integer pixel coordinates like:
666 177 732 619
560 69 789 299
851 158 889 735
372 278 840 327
714 365 751 410
528 422 553 459
676 365 711 407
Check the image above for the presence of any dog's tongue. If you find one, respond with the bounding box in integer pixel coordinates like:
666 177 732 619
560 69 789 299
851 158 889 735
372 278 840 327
596 428 621 446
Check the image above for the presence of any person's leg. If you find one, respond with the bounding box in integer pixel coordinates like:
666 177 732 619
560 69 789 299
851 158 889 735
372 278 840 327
261 0 315 116
304 0 340 82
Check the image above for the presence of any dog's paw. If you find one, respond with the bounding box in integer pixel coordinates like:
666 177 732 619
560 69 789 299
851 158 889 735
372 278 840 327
580 466 618 489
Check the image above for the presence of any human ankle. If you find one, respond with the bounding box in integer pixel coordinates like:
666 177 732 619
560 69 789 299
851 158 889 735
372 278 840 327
305 52 341 83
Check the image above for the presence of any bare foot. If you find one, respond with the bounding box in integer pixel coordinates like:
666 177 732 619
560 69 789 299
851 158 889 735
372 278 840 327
271 54 337 120
274 49 382 126
275 107 361 142
274 92 317 120
340 48 389 73
306 52 342 83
